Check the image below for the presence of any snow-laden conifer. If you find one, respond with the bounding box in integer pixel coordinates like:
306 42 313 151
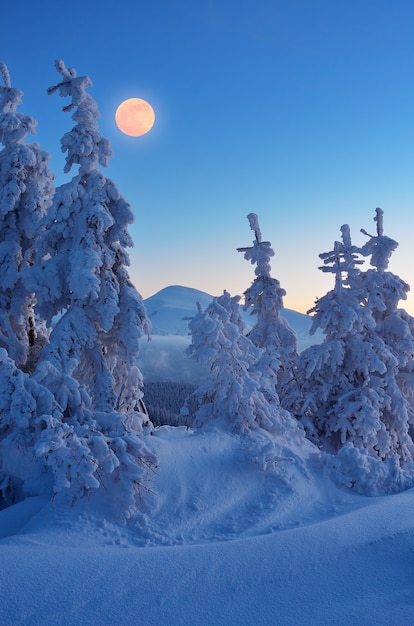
0 63 54 368
292 220 414 494
33 60 151 418
185 292 266 433
291 229 383 444
356 209 414 460
184 291 312 469
27 60 154 514
237 213 298 403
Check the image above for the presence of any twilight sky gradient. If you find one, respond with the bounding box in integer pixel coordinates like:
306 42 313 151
3 1 414 313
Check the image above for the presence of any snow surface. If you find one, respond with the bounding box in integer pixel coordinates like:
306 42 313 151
1 285 412 625
1 424 414 625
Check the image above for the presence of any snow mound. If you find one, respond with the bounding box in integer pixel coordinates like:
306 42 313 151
1 427 414 625
134 426 345 546
0 428 349 549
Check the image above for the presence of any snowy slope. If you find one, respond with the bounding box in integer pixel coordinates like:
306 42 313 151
139 285 322 382
1 285 412 625
1 426 414 625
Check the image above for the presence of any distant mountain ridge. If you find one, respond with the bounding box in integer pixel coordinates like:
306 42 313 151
143 285 318 344
143 286 214 336
138 286 322 383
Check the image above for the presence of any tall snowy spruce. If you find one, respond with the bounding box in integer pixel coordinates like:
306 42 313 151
237 213 298 404
25 60 155 515
0 63 54 369
291 219 414 494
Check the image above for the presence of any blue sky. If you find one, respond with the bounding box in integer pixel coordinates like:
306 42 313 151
3 1 414 313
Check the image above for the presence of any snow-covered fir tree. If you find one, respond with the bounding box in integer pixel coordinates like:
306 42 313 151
184 290 311 469
0 63 54 369
358 208 414 416
8 60 155 515
237 213 298 403
185 291 266 433
290 227 382 444
291 220 414 494
33 60 151 420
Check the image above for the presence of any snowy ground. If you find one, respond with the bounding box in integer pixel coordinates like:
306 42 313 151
1 424 414 625
1 287 412 625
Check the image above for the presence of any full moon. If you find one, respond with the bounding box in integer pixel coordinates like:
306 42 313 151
115 98 155 137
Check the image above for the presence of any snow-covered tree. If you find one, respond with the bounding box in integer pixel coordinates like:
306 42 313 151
184 291 310 468
14 60 156 515
33 60 151 421
184 291 266 433
357 208 414 458
0 63 54 368
237 213 298 402
291 229 382 444
291 221 414 494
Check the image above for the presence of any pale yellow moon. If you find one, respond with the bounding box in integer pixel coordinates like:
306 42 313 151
115 98 155 137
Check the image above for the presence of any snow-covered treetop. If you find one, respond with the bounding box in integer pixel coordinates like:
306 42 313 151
339 224 364 278
318 224 363 292
237 213 274 278
0 62 37 145
318 240 344 292
47 59 112 174
247 212 262 243
360 208 398 272
307 226 367 330
0 63 11 89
